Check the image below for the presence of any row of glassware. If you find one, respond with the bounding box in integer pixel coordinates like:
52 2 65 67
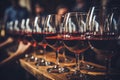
6 7 120 40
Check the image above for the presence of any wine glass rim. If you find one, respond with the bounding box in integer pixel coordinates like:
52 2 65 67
47 14 57 16
66 12 87 15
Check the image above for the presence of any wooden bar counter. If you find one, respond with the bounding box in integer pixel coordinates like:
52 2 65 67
19 51 110 80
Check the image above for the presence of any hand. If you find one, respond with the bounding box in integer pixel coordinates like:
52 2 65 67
15 41 31 54
0 41 31 67
0 37 14 48
6 37 14 44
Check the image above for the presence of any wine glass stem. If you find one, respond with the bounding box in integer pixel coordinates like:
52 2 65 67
33 47 36 56
63 50 67 62
106 58 111 74
105 58 111 80
56 50 59 65
43 48 46 60
76 54 80 71
81 53 84 61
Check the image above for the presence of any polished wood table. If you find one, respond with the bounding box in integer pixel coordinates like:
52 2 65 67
19 52 109 80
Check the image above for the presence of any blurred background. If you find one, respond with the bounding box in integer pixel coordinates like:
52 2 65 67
0 0 120 21
0 0 120 80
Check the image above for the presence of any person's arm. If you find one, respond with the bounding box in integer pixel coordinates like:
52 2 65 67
0 41 31 67
0 37 14 48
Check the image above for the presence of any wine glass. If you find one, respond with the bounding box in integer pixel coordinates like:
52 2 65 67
5 19 35 62
87 10 120 80
62 12 90 79
26 17 53 64
46 13 73 63
62 12 80 67
88 40 117 80
89 12 119 80
64 40 89 79
32 15 55 66
19 18 37 62
45 14 70 73
63 12 88 61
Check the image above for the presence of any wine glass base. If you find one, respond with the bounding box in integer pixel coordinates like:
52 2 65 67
25 54 38 62
66 70 87 80
35 58 55 66
64 58 74 63
71 61 94 70
59 58 74 63
47 65 70 73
